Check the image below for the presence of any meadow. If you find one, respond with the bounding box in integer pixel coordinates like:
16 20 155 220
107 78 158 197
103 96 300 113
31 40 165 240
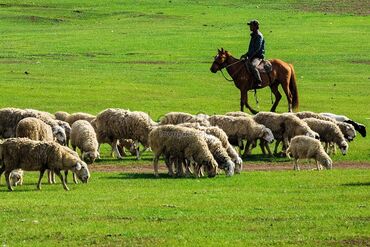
0 0 369 246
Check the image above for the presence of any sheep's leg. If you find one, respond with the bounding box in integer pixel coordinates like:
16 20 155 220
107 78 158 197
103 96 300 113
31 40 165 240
153 154 160 177
52 170 56 184
54 169 69 191
185 159 193 177
64 170 68 184
293 159 300 171
112 140 123 159
164 155 174 177
176 158 184 177
4 171 12 191
97 144 102 159
242 140 252 158
274 140 281 155
264 141 273 156
72 145 77 152
0 165 6 185
73 173 78 184
135 141 141 160
37 169 46 190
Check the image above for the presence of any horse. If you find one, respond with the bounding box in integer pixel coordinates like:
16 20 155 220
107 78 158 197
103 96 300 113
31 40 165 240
210 48 299 114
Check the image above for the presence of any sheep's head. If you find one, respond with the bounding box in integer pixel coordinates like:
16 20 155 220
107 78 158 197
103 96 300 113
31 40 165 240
72 161 90 183
204 159 218 178
52 126 67 145
305 130 320 140
82 151 99 164
339 141 348 155
224 160 235 176
10 172 22 187
262 127 274 143
321 158 333 170
343 124 356 142
234 157 243 174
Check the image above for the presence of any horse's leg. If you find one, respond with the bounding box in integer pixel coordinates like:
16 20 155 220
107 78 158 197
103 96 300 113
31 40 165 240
269 84 282 112
280 80 293 112
240 90 245 112
240 90 258 114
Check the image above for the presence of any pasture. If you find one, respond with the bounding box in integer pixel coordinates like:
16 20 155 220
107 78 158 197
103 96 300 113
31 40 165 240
0 0 369 246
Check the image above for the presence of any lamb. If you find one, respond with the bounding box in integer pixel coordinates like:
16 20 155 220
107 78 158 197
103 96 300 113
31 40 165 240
160 112 210 126
302 118 348 155
149 125 218 178
54 111 70 121
253 112 319 155
10 169 24 187
179 122 243 173
16 117 54 142
208 115 274 157
320 112 366 137
286 136 333 171
95 109 156 159
70 120 99 164
0 108 67 145
65 112 96 126
0 138 90 191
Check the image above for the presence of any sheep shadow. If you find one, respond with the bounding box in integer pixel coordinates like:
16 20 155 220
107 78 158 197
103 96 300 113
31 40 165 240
103 173 201 180
341 182 370 187
243 153 290 163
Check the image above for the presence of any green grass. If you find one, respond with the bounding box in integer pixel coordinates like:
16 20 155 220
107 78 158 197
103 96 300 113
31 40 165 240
0 170 369 246
0 0 369 245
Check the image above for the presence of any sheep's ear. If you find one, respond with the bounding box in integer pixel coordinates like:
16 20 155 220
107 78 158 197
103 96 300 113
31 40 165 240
74 163 82 171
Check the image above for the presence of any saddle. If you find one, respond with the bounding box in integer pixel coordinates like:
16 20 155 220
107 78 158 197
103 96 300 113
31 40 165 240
256 60 272 74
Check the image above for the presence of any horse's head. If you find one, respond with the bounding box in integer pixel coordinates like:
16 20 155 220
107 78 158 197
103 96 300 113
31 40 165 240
210 48 231 73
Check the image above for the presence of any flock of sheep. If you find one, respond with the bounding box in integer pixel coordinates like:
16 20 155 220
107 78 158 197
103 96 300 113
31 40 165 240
0 107 366 191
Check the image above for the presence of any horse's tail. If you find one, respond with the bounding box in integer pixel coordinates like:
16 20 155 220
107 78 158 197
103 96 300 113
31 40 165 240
289 64 299 112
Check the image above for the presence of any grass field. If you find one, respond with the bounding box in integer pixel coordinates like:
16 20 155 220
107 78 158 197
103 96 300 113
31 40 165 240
0 0 369 246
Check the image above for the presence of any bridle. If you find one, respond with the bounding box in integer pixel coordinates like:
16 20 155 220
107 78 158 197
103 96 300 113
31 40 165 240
213 55 244 82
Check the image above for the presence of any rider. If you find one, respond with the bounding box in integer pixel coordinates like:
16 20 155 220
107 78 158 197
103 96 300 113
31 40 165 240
241 19 265 87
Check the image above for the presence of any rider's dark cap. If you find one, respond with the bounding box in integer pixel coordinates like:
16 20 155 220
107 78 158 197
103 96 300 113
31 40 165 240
247 20 259 26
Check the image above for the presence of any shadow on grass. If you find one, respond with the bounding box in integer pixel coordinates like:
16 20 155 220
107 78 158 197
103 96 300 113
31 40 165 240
243 154 290 163
341 182 370 187
103 173 198 180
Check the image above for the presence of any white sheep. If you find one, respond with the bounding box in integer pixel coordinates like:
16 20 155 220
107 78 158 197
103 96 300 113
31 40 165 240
10 169 24 187
70 120 99 164
0 138 90 191
95 109 156 159
65 112 96 126
160 112 210 126
208 115 274 157
302 118 348 155
149 125 218 178
54 111 70 121
286 136 333 171
320 112 366 137
225 111 251 118
16 117 54 142
253 112 319 155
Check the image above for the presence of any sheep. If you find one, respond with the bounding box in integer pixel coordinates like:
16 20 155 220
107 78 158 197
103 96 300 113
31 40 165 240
16 117 54 142
160 112 210 126
208 115 274 157
0 108 67 145
294 111 357 142
286 136 333 171
225 111 251 118
253 112 319 155
320 112 366 137
179 122 243 174
117 139 139 157
10 169 24 187
54 111 70 121
95 109 156 159
56 120 71 146
149 125 218 178
65 112 96 126
0 138 90 191
70 120 99 164
302 118 348 155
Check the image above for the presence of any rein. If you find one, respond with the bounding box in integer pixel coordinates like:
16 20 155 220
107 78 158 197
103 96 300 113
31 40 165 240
218 59 244 82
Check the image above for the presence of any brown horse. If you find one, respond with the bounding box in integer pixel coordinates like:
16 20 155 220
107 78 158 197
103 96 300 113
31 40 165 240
210 48 299 114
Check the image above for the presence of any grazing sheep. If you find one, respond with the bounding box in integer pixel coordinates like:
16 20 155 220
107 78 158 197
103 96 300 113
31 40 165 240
320 112 366 137
179 122 243 174
295 111 336 123
0 138 90 191
208 115 274 157
286 136 333 171
70 120 99 164
335 122 357 142
149 125 218 178
95 109 156 159
16 117 54 142
302 118 348 155
55 120 71 146
0 108 67 145
117 139 139 157
54 111 70 121
160 112 210 126
10 169 24 187
253 112 319 155
65 112 96 126
225 111 251 118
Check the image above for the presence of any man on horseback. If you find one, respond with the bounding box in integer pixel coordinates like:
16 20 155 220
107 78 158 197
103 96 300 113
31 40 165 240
241 19 265 87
